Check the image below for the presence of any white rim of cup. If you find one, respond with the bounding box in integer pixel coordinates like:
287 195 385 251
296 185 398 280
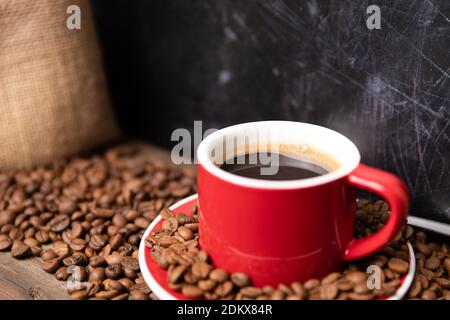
196 121 361 190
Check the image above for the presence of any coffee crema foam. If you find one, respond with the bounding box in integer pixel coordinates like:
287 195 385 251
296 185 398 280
212 143 341 174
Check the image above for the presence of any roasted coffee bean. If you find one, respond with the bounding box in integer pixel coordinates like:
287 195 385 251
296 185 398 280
320 283 338 299
89 255 106 268
231 272 251 288
95 290 119 300
89 234 106 251
105 264 123 280
48 214 71 232
11 240 30 259
129 290 149 300
209 269 229 283
121 256 139 271
240 287 263 298
181 284 203 298
304 279 320 290
421 289 437 300
109 234 124 250
111 293 129 300
0 237 12 251
35 230 50 244
388 257 409 274
178 226 194 241
191 262 211 280
105 253 123 266
93 208 114 219
69 238 87 251
0 210 15 227
104 280 125 292
436 278 450 289
42 258 61 273
55 267 69 281
70 290 88 300
67 265 88 282
425 256 440 271
168 265 187 284
41 249 58 261
53 241 70 258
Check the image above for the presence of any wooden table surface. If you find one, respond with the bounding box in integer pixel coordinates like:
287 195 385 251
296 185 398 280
0 143 187 300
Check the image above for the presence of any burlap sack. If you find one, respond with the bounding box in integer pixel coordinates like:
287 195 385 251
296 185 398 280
0 0 120 170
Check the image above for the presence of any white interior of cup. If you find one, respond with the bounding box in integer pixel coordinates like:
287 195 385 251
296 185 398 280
197 121 361 189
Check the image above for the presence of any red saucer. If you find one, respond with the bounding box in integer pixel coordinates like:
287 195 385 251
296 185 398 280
138 194 415 300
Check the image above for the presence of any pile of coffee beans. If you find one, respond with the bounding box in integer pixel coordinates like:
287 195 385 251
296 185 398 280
1 144 449 300
147 200 450 300
0 144 196 300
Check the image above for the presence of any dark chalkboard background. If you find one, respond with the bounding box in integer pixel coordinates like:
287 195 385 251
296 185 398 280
90 0 450 222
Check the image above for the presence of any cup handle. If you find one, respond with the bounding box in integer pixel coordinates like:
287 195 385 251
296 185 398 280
343 164 410 261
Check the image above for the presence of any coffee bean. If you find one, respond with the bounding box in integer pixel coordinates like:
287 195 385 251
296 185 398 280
198 279 217 291
425 256 440 271
59 199 77 215
436 278 450 289
105 253 123 266
42 258 61 273
215 281 234 297
109 234 124 250
93 208 114 219
168 265 187 284
134 217 150 229
95 290 119 300
304 279 320 290
421 289 437 300
240 287 263 298
118 278 135 291
0 237 12 251
191 262 211 280
70 290 88 300
270 290 286 300
209 269 229 283
86 282 102 297
111 293 129 300
55 267 69 281
231 272 251 288
345 271 367 284
11 240 30 259
444 258 450 276
89 234 106 251
53 241 70 258
320 283 338 299
178 226 194 241
89 255 106 268
69 238 87 251
89 267 106 282
48 214 70 232
347 292 374 300
105 264 123 280
388 257 409 274
35 230 50 244
121 256 140 271
129 290 149 300
181 284 203 298
40 249 57 261
104 279 125 292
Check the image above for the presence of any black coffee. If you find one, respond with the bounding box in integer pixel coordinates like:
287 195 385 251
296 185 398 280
220 152 329 180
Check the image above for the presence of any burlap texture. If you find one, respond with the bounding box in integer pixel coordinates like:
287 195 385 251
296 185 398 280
0 0 120 170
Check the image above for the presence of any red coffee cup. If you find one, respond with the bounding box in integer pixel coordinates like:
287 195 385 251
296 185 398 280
197 121 409 287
